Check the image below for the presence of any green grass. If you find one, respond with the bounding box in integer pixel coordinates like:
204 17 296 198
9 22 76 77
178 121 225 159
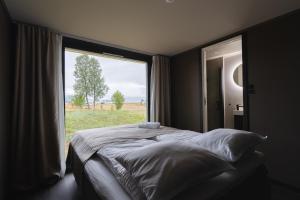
65 109 146 143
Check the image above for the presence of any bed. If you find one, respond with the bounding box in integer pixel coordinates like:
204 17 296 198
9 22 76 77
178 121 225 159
66 125 270 200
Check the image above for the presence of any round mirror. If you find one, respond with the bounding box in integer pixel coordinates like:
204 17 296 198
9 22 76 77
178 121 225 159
233 64 243 87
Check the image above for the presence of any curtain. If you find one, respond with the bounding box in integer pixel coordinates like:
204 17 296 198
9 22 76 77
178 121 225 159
150 55 171 126
11 24 65 191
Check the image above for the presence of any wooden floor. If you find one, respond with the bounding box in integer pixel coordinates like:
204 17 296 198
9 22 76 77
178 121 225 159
11 173 300 200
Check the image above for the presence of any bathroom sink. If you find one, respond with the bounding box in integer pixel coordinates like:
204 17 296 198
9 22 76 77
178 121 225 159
233 109 244 116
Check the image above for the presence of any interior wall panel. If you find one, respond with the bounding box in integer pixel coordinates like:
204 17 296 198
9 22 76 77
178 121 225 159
246 11 300 188
170 49 202 132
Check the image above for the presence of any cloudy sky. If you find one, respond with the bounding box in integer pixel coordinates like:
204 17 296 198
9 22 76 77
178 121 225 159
65 50 147 100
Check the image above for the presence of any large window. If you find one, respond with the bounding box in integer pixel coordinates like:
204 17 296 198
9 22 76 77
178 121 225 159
64 46 149 151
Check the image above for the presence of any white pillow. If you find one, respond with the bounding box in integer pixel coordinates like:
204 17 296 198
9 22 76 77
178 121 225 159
191 129 267 162
116 141 234 200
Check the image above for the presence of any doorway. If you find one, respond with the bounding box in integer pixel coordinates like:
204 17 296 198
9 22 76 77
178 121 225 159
202 36 244 132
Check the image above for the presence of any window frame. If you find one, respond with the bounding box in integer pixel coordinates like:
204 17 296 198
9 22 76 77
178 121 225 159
62 36 152 121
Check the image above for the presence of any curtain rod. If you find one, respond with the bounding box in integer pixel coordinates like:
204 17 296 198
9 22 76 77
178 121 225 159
12 20 63 34
12 20 153 56
62 32 153 56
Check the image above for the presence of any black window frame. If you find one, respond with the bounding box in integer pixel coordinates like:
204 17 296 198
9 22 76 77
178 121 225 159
62 36 152 121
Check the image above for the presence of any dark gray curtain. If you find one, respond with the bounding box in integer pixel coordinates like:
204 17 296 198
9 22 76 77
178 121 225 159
11 24 65 191
150 55 171 126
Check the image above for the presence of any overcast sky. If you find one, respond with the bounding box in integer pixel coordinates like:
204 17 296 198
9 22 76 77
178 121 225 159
65 50 147 100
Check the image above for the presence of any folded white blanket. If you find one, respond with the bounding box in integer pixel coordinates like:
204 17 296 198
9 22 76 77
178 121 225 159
138 122 160 129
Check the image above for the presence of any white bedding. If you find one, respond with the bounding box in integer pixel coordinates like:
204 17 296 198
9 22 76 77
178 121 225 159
97 140 156 200
85 151 265 200
115 141 234 200
70 125 266 200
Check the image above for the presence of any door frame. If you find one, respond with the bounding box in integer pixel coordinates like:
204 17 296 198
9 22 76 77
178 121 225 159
201 35 247 132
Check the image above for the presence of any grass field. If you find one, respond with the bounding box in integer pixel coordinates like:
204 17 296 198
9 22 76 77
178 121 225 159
65 103 147 152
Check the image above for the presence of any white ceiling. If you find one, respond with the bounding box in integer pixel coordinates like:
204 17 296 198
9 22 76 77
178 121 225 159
4 0 300 56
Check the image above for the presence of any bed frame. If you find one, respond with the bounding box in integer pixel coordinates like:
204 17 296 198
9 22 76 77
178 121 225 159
73 158 270 200
218 165 270 200
67 142 271 200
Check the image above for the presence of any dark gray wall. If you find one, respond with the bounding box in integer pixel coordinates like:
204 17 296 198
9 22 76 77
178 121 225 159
170 49 202 132
171 10 300 188
0 0 12 198
246 11 300 188
206 58 223 130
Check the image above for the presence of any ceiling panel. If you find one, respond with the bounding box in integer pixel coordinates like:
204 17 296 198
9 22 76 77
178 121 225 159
4 0 300 55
